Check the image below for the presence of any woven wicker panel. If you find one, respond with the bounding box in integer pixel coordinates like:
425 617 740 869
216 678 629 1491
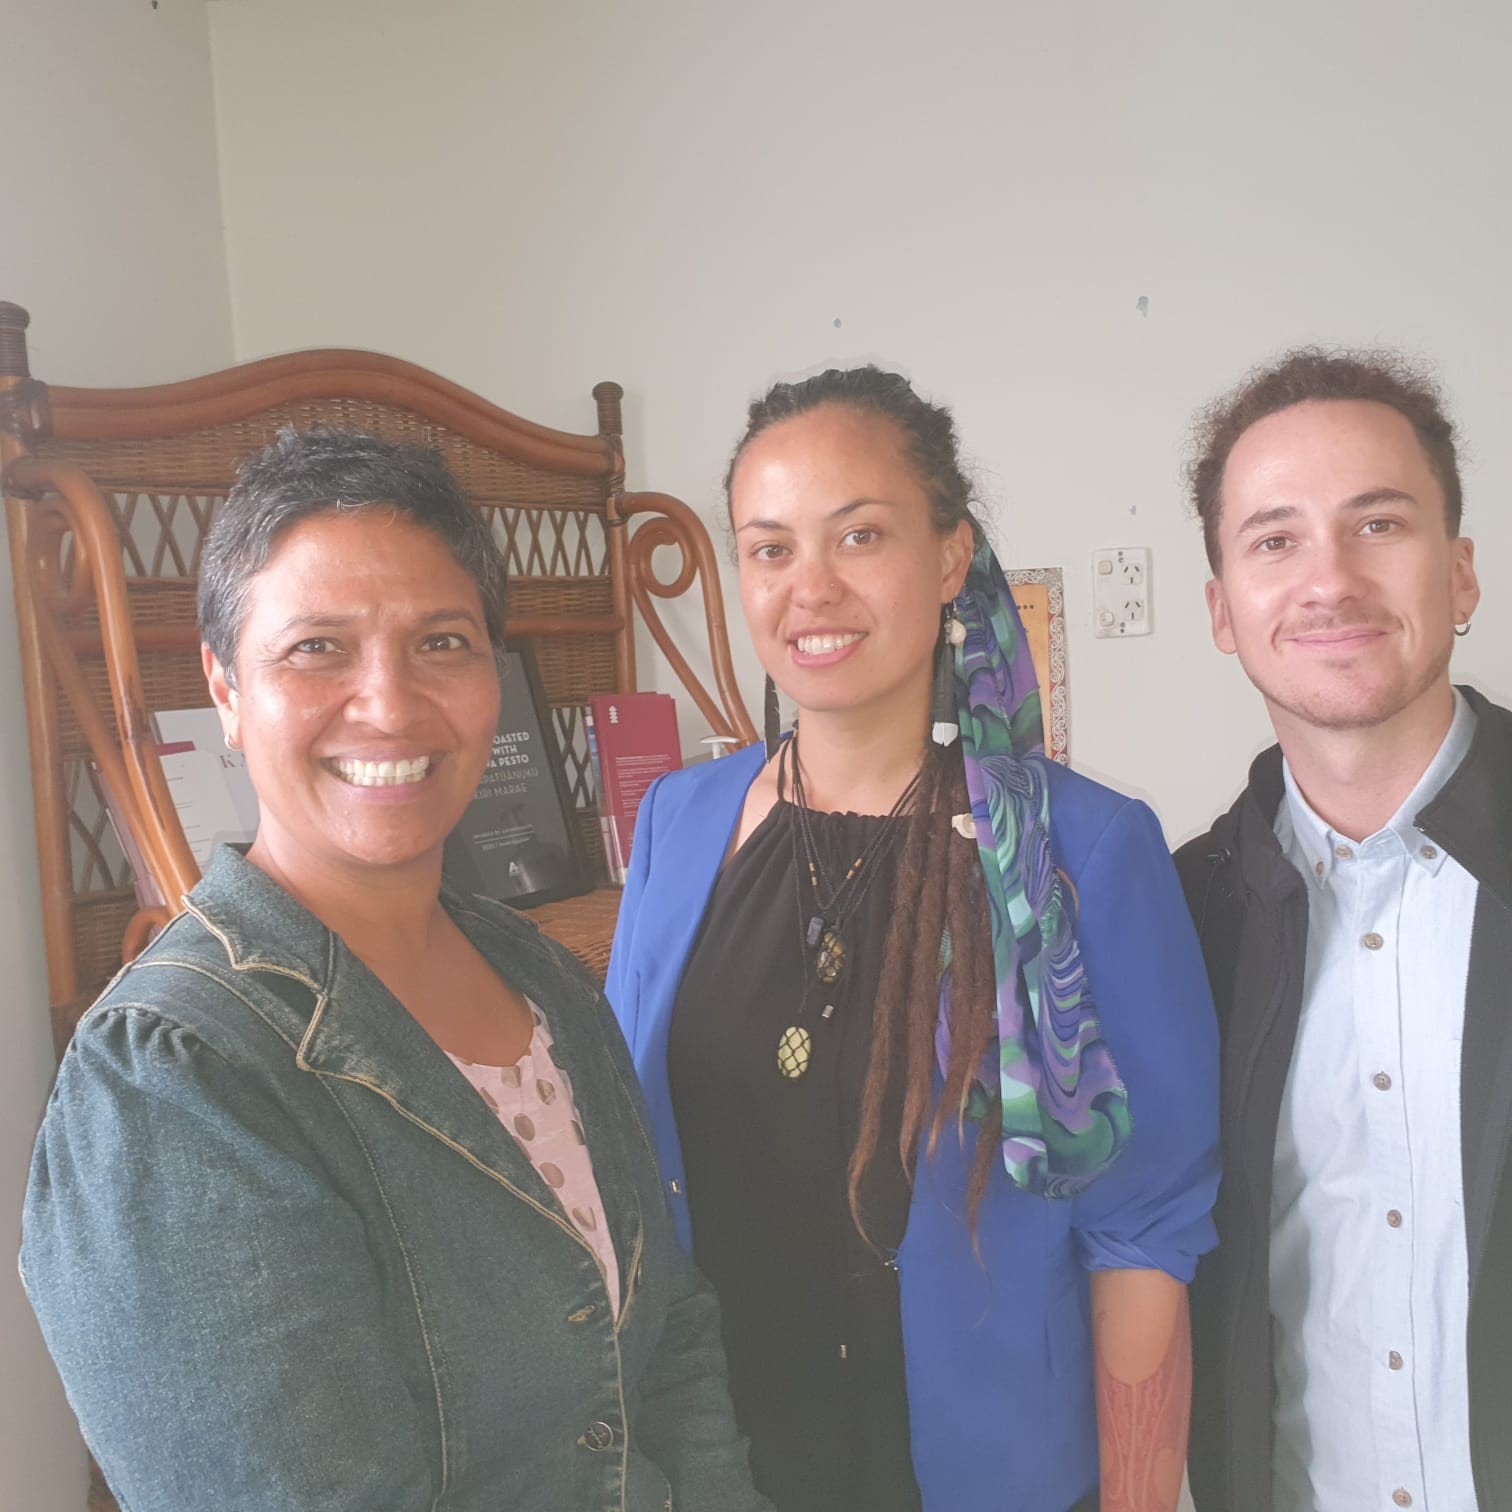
72 891 137 1004
529 886 623 982
505 575 615 620
66 493 613 592
54 651 208 755
64 576 200 629
483 507 609 579
36 401 611 511
526 633 617 705
109 494 220 577
67 760 133 896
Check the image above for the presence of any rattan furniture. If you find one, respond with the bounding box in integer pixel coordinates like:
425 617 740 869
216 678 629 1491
1 301 755 1061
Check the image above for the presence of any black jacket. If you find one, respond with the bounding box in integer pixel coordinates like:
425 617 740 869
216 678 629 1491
1174 686 1512 1512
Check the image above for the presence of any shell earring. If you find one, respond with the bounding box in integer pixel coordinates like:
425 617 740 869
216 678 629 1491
931 602 965 746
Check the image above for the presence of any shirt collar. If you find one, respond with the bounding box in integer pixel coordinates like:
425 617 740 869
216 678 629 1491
1276 689 1477 886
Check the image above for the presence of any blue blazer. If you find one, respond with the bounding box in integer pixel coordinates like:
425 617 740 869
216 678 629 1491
606 741 1220 1512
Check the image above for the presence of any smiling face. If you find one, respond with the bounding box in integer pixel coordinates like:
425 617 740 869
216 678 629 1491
204 507 501 895
1206 398 1479 741
730 404 973 733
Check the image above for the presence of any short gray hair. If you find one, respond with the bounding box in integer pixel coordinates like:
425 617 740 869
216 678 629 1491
199 427 508 679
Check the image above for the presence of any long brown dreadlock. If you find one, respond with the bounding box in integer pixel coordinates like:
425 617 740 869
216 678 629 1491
849 739 1001 1241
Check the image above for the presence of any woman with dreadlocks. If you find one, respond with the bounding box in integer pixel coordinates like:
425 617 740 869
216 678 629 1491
606 368 1218 1512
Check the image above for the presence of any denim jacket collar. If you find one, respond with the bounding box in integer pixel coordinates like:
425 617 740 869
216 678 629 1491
182 846 646 1305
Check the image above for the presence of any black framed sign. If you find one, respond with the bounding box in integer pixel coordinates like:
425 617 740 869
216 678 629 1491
443 644 589 909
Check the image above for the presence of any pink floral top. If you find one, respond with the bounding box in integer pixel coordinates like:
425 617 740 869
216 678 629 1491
447 1004 620 1315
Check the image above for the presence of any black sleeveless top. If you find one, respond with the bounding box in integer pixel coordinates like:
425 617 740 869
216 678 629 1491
667 798 921 1512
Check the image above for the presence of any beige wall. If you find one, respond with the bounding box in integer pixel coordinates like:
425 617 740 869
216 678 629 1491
0 2 233 1507
207 0 1512 842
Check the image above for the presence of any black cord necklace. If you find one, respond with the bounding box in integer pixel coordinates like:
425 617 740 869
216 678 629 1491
775 735 921 1080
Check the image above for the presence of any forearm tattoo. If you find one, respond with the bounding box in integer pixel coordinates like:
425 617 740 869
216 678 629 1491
1094 1291 1192 1512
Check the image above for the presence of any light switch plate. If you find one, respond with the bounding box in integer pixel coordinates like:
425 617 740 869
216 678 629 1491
1092 547 1151 637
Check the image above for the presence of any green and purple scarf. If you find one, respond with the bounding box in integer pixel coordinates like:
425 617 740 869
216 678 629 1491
945 543 1132 1197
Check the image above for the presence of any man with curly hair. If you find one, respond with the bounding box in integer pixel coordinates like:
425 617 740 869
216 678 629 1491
1175 348 1510 1511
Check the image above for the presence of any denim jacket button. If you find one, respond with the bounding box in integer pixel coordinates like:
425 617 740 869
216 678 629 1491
581 1420 617 1452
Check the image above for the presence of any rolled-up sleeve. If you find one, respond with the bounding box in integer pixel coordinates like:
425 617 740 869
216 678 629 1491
1068 798 1221 1283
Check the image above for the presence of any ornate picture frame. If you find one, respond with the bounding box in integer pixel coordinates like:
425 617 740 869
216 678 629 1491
1004 566 1069 763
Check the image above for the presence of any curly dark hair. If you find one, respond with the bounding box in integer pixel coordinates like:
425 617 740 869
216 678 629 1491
726 366 1001 1237
1188 347 1463 571
199 427 508 681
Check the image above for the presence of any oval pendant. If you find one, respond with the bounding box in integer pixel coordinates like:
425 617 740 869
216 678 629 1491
776 1024 813 1079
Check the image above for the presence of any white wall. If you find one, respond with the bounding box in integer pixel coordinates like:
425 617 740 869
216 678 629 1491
4 3 1508 1504
207 0 1512 843
0 3 233 1507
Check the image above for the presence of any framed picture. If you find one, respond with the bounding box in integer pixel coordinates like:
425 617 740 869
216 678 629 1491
1004 566 1069 764
443 644 590 909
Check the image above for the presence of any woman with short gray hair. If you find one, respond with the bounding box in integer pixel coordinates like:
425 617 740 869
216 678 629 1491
23 428 767 1512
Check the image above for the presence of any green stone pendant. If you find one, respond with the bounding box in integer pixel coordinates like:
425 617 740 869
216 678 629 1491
776 1024 813 1079
814 927 845 986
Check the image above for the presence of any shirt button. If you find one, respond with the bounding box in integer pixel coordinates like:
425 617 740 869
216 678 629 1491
1313 860 1325 878
1420 845 1438 860
667 1179 682 1196
1386 1209 1403 1228
1388 1350 1404 1370
1362 932 1384 950
1373 1071 1393 1091
1334 844 1354 859
1393 1491 1412 1507
581 1421 617 1452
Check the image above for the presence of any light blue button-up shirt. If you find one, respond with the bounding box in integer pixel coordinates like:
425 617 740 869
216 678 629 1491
1270 690 1480 1512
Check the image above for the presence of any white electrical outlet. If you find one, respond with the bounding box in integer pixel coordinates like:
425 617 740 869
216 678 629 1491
1092 547 1151 637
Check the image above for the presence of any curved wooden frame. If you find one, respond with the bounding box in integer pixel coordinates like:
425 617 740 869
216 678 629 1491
621 491 754 745
10 459 201 888
43 350 618 473
0 301 755 1033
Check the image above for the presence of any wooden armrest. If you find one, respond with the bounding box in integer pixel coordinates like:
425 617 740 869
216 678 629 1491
619 490 757 747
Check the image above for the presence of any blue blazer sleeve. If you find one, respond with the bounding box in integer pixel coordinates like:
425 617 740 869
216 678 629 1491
1066 796 1221 1283
604 769 666 1048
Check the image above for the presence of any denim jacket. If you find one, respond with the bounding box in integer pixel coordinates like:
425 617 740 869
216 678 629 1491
22 847 767 1512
